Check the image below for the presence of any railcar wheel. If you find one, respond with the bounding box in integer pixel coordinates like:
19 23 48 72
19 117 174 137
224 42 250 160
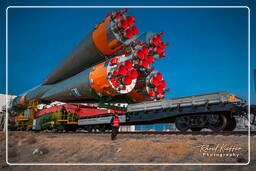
64 127 69 132
175 116 190 132
87 126 93 132
51 128 58 133
208 114 227 131
224 117 236 131
99 126 106 132
190 127 202 132
70 126 77 132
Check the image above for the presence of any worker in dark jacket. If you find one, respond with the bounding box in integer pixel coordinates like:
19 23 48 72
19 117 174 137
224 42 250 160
60 105 67 120
110 114 120 140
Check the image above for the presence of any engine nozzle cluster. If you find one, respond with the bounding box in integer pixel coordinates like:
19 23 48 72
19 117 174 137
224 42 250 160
107 57 138 94
110 9 139 41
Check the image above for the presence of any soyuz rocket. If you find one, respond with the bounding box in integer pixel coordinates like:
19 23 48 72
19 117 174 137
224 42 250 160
12 9 170 108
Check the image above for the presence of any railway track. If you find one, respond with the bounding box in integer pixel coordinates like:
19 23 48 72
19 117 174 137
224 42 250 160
73 130 256 136
13 130 255 136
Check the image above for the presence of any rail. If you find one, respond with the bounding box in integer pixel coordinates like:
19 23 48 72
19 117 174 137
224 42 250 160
39 130 255 136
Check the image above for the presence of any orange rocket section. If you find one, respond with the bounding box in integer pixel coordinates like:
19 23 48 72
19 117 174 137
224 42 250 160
89 62 120 96
92 9 139 56
20 95 26 106
127 71 168 102
92 16 123 55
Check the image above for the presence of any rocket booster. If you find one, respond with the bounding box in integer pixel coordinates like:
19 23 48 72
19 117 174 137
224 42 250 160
12 9 170 108
14 57 139 106
126 70 168 102
44 9 139 85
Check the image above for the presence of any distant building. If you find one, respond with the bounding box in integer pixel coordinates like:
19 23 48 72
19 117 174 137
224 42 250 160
0 94 17 112
0 94 17 130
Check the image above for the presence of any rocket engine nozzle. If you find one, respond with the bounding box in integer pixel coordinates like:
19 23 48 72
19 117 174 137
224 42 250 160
146 71 167 100
110 9 139 42
91 8 139 58
139 32 169 60
122 32 169 72
107 57 137 94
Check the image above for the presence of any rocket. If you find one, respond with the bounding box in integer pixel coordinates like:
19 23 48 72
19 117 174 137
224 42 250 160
43 9 138 85
12 9 169 108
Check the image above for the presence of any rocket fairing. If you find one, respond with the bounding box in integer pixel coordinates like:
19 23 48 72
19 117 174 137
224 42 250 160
12 9 170 108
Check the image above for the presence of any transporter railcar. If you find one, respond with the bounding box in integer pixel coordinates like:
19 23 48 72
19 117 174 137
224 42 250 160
9 91 253 132
78 91 248 132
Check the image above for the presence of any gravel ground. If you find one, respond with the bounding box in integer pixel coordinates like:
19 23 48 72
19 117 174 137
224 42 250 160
0 131 255 170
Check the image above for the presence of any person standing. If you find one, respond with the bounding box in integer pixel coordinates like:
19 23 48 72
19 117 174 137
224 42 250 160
110 114 120 140
60 105 67 120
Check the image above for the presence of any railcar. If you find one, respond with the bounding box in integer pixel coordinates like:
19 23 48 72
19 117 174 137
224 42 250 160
9 91 252 132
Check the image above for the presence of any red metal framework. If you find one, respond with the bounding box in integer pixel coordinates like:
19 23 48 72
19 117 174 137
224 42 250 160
34 104 125 119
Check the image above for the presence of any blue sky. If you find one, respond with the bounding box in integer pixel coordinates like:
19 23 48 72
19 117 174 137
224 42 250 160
0 0 255 104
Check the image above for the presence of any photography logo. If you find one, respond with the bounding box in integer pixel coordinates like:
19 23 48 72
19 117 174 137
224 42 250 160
196 144 242 158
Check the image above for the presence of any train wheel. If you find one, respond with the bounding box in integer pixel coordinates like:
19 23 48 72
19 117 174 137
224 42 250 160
175 116 190 132
51 128 58 133
190 127 202 131
224 117 237 131
208 114 227 131
68 125 77 132
87 126 93 132
64 125 71 132
99 126 106 132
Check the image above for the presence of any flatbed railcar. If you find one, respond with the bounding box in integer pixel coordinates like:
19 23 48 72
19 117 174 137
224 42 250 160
78 91 250 132
9 91 253 132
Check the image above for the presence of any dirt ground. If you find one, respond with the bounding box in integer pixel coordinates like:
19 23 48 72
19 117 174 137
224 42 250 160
0 131 255 171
